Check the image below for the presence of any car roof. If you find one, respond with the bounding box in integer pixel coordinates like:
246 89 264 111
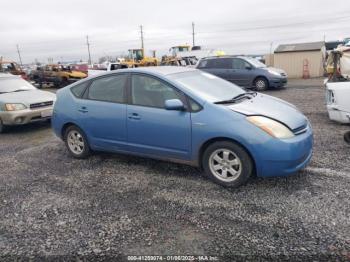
92 66 197 78
200 55 247 60
126 66 196 76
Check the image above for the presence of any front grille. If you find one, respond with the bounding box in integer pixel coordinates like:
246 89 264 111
293 124 308 135
30 101 53 109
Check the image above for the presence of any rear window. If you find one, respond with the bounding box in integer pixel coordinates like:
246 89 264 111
197 60 208 69
71 81 89 98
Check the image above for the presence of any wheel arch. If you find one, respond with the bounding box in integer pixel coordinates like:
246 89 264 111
253 75 269 88
198 137 257 175
61 122 85 141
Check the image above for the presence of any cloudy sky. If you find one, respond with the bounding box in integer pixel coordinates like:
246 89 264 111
1 0 350 63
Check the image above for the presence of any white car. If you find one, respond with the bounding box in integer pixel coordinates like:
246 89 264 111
326 81 350 124
0 73 56 133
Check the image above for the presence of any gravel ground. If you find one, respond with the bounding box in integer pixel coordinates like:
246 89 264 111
0 78 349 261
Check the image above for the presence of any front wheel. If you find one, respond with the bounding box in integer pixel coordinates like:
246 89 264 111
202 141 253 187
64 125 90 158
253 77 269 91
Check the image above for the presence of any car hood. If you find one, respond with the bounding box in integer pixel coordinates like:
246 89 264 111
228 93 307 130
69 71 87 78
262 67 287 75
0 89 56 107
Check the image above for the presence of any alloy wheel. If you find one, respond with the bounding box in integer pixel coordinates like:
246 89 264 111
67 130 85 155
208 149 242 182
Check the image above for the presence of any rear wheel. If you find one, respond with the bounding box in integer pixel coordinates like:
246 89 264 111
202 141 253 187
0 119 6 134
344 131 350 144
59 78 69 88
64 125 90 158
254 77 269 91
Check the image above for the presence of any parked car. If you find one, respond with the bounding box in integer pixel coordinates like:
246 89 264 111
30 64 87 88
196 56 287 90
325 49 350 124
0 60 28 80
52 67 312 188
88 62 127 77
0 73 56 133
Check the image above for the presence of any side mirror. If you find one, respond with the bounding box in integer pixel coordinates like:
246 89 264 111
245 65 252 70
165 99 185 111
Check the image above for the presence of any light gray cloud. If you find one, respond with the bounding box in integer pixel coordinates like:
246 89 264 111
1 0 350 63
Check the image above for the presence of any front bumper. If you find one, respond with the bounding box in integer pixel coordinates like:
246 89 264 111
255 124 313 177
269 77 288 88
0 106 53 125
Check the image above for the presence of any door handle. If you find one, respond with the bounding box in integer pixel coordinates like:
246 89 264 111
128 112 141 120
78 106 88 113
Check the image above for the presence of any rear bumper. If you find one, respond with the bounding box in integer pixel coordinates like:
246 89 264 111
269 77 288 88
0 107 53 125
326 105 350 123
255 125 313 177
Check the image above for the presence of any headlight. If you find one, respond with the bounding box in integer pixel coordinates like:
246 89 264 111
5 103 27 111
247 116 294 139
268 70 281 76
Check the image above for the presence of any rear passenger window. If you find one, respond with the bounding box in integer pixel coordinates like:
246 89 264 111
232 59 247 69
88 74 127 103
213 58 231 69
198 60 208 69
71 81 89 98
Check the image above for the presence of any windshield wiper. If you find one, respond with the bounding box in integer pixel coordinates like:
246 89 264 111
215 91 257 104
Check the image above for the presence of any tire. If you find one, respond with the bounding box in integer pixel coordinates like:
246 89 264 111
253 77 269 91
59 78 69 88
202 141 253 188
344 131 350 144
64 125 90 159
0 119 6 134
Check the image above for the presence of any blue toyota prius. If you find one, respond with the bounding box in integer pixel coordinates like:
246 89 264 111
52 67 313 187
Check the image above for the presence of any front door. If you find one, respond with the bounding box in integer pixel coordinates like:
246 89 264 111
127 74 191 160
229 58 254 87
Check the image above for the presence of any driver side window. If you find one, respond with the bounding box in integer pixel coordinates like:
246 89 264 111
131 75 182 108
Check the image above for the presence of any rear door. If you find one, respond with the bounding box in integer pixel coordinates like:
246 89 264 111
126 74 191 160
75 74 128 151
198 58 233 82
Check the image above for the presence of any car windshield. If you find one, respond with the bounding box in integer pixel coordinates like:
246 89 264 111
0 78 36 94
169 70 245 102
244 57 266 68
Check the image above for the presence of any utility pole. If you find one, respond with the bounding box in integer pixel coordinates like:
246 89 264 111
16 44 23 66
192 22 195 46
270 42 273 54
140 25 144 49
86 35 92 65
